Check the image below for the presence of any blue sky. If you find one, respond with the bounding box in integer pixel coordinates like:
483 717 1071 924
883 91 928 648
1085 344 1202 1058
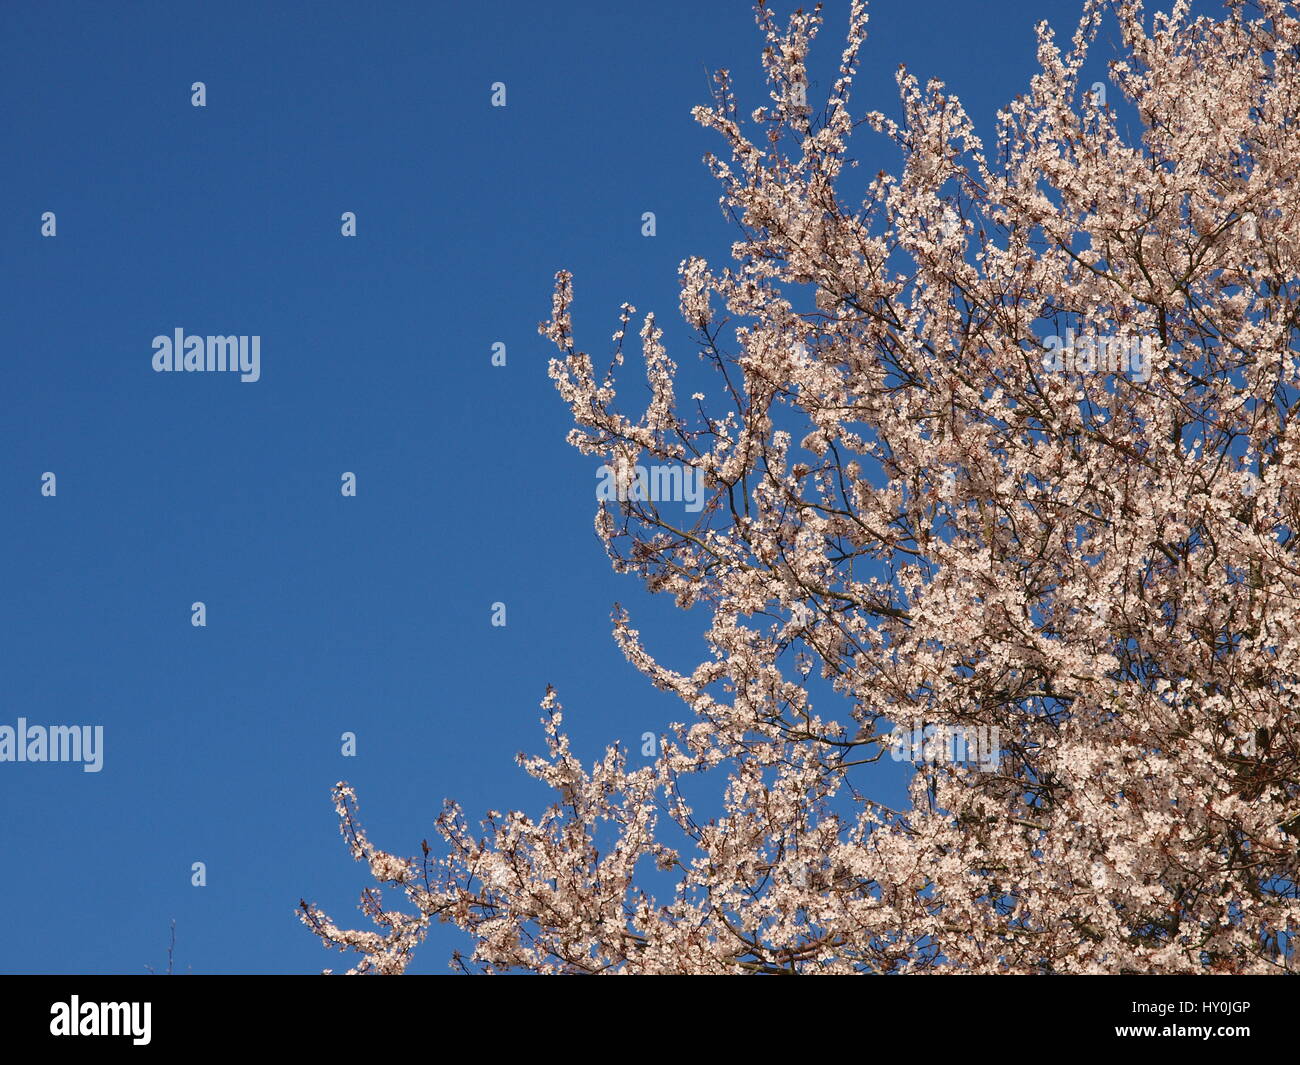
0 0 1193 974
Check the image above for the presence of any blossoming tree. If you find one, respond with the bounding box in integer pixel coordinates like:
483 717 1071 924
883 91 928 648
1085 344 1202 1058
301 0 1300 973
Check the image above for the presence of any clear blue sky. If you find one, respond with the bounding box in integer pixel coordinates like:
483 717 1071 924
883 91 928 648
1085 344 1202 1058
0 0 1202 974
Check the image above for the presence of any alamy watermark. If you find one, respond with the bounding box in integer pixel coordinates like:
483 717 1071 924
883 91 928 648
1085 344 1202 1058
50 997 150 1045
0 718 103 772
1042 327 1153 383
596 460 705 513
152 328 261 382
888 722 1000 772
